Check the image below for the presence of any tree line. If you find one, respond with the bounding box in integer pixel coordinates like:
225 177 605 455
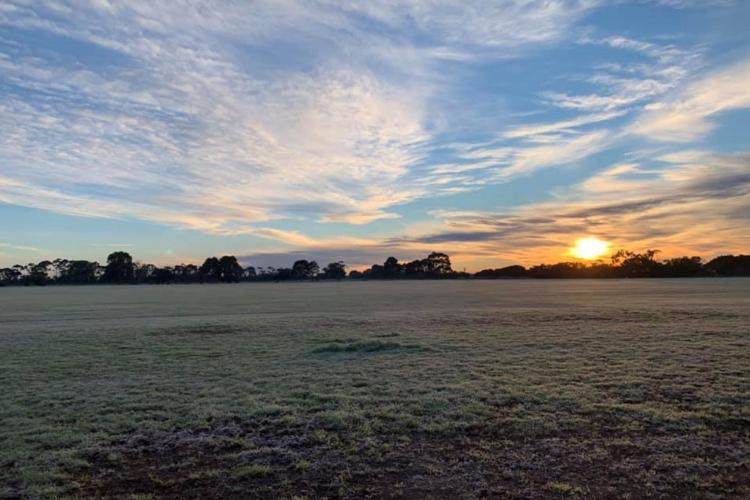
475 251 750 279
1 250 749 286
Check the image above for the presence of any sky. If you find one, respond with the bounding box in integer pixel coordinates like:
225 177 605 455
1 0 749 271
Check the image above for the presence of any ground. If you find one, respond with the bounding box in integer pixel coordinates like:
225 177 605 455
1 280 749 498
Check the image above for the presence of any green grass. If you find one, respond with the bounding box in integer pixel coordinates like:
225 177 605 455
0 280 749 498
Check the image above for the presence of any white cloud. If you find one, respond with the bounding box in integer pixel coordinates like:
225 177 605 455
356 0 600 49
630 59 750 142
502 111 623 140
0 0 604 234
504 130 612 177
544 33 701 113
0 243 41 252
429 29 709 187
435 129 612 182
0 17 430 231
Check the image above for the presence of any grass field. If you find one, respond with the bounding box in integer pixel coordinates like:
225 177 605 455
1 280 749 498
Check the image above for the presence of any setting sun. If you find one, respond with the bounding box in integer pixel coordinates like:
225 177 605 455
571 237 610 260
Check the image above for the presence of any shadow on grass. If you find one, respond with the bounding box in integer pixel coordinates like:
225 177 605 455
312 340 423 354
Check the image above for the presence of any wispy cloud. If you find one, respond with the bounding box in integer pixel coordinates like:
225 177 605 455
0 1 604 235
544 34 701 112
0 243 41 252
424 30 706 187
630 58 750 142
502 111 624 140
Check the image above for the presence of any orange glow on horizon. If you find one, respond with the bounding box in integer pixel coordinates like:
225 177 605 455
570 237 611 260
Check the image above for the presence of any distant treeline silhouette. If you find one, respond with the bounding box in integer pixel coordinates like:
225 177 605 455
1 250 749 286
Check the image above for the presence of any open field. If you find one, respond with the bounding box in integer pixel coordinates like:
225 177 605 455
1 280 749 499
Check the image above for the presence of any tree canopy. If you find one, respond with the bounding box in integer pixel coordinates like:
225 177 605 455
2 250 749 287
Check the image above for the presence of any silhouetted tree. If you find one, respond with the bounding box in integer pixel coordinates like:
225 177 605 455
364 264 385 279
25 260 51 286
705 255 750 276
475 265 527 278
134 262 156 283
528 262 587 279
275 267 293 281
322 261 346 280
51 258 68 281
218 256 243 282
152 267 175 284
200 257 221 282
174 264 199 283
5 249 750 286
662 256 706 277
0 267 21 285
292 259 319 280
395 252 456 278
611 249 662 278
12 264 25 284
306 260 320 278
424 252 453 276
103 251 135 283
383 256 402 279
253 266 279 281
59 260 99 284
199 256 243 282
403 259 425 277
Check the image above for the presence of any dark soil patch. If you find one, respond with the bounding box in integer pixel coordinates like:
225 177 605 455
69 414 750 499
0 460 24 500
312 340 422 354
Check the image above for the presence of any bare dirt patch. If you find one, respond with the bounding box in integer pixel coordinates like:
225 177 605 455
71 409 750 499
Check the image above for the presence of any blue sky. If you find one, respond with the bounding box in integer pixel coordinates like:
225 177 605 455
1 0 749 270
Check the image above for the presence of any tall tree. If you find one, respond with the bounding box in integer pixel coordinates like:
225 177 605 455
662 256 705 277
61 260 99 284
383 256 402 279
174 264 199 283
200 257 221 282
424 252 453 276
404 259 425 277
322 261 346 280
218 256 243 282
152 267 175 284
705 255 750 276
0 267 21 285
103 252 135 283
611 249 662 278
292 259 319 279
134 262 156 283
27 260 52 285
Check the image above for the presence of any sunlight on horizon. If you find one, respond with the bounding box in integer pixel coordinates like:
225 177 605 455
570 237 611 260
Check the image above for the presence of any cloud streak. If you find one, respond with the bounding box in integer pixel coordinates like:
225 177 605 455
630 59 750 142
0 1 604 234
